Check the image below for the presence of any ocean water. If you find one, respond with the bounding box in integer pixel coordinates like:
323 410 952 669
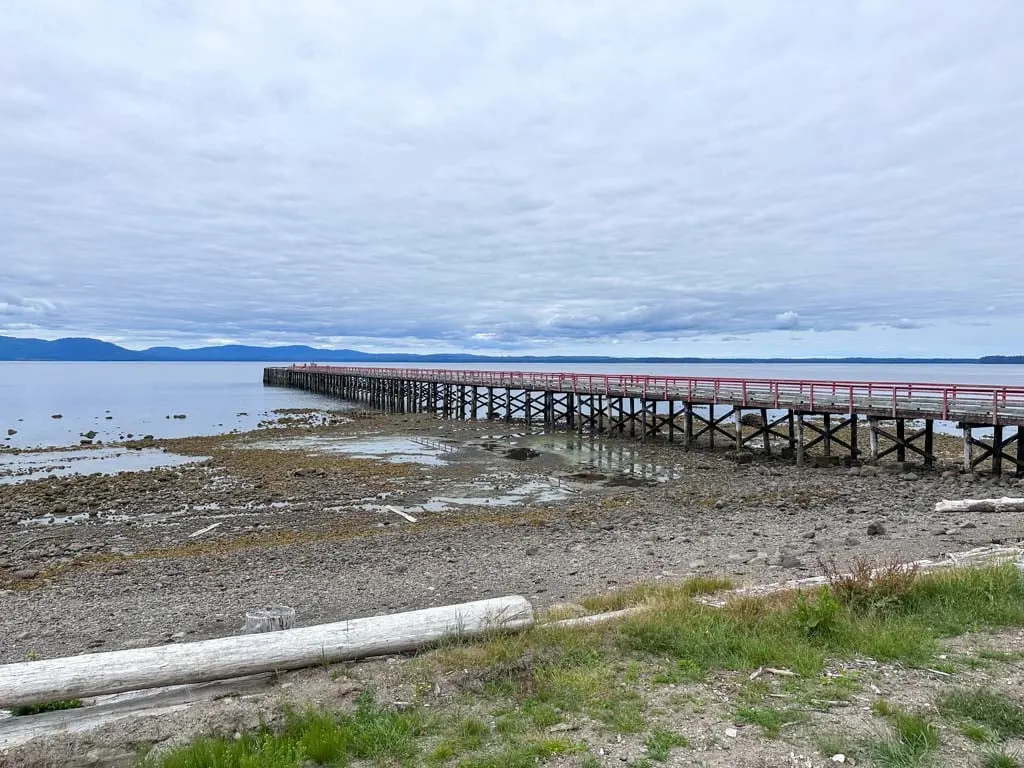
1 361 1022 450
0 362 347 449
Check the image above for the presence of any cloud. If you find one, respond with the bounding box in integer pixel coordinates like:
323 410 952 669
773 311 801 330
1 2 1024 355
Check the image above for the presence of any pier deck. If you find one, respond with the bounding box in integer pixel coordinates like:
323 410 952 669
264 366 1024 475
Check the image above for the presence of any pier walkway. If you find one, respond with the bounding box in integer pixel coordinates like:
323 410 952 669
264 366 1024 476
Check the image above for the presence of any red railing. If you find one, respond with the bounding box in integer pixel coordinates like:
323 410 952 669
282 365 1024 424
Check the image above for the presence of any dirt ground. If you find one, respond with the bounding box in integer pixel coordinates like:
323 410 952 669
1 411 1023 766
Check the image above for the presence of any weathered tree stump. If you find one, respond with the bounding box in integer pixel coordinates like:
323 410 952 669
243 605 296 634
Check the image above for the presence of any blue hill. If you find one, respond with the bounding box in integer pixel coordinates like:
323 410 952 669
0 335 1005 363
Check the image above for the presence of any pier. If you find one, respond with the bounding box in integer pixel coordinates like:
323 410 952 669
264 366 1024 476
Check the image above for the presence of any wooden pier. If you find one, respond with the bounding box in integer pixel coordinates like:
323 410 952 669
264 366 1024 476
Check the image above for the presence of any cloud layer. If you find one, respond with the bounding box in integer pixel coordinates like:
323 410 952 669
2 1 1024 355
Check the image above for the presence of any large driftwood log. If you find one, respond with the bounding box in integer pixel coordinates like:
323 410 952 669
0 596 533 709
934 497 1024 514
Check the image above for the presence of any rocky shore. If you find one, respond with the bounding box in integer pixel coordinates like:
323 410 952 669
2 411 1022 666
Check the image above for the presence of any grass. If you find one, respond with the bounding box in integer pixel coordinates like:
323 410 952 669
982 749 1022 768
579 576 733 614
814 731 860 761
735 706 809 738
937 688 1024 742
139 562 1024 768
867 701 942 768
146 691 424 768
642 727 689 761
10 699 82 716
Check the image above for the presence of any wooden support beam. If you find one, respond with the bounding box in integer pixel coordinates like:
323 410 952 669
684 402 694 449
963 424 973 472
795 413 804 466
993 425 1004 476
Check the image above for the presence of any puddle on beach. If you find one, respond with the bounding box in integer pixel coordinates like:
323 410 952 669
0 447 204 485
249 435 459 466
508 435 682 484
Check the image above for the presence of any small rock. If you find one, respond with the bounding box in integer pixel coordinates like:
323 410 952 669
13 569 39 580
525 546 539 556
844 535 861 547
802 530 816 539
5 428 15 436
746 553 768 567
688 559 707 569
942 470 958 480
866 521 887 536
961 522 977 529
831 755 846 764
780 554 804 569
859 465 879 477
725 727 738 738
51 414 63 419
900 472 919 481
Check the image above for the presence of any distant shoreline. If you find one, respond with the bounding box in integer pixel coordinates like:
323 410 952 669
1 335 1021 364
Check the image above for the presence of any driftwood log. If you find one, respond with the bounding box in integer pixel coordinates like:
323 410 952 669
0 596 533 709
934 497 1024 514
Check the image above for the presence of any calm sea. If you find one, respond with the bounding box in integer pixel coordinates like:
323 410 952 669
2 361 1022 449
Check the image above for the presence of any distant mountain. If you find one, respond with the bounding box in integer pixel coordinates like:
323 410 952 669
0 336 143 361
0 335 1010 364
979 356 1024 364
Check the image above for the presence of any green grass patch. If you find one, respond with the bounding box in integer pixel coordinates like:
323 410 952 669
144 691 424 768
981 748 1022 768
643 727 689 761
962 723 997 744
977 649 1024 663
937 688 1024 742
10 699 83 717
735 706 810 738
867 701 942 768
428 716 490 764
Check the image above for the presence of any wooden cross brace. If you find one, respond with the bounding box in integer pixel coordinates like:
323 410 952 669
803 415 859 456
873 423 934 463
966 428 1023 473
689 406 735 445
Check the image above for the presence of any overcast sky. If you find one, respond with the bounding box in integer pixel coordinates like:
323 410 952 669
2 2 1023 356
